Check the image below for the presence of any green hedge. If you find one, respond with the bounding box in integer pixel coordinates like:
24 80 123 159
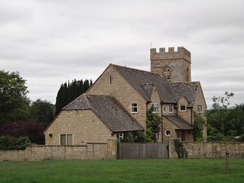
0 136 31 150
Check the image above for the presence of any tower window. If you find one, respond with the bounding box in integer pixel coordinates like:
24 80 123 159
163 66 171 81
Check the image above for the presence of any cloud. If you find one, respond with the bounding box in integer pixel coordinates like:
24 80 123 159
0 0 244 107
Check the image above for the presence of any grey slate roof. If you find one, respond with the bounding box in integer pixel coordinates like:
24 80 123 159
63 95 144 132
164 115 193 130
169 82 198 105
112 64 176 103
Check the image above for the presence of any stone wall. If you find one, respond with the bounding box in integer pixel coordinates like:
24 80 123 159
169 140 244 159
0 140 117 161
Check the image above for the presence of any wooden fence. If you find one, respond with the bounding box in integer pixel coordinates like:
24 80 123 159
118 143 169 159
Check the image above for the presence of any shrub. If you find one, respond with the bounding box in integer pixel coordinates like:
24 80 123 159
0 136 31 150
0 120 44 144
123 131 146 143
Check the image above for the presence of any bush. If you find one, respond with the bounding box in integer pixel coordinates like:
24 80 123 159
123 131 146 143
0 120 44 144
0 136 31 150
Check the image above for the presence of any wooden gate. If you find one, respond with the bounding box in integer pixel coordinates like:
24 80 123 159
118 143 169 159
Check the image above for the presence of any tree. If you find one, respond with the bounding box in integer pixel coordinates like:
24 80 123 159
29 99 55 129
0 70 30 124
206 91 243 141
55 79 92 115
146 108 161 142
206 91 242 174
0 120 44 144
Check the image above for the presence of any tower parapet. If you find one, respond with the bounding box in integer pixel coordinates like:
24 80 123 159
150 47 191 63
150 47 191 83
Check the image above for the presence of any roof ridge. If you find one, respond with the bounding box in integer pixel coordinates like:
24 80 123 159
111 63 160 77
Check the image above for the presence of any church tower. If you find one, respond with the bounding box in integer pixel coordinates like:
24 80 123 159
150 47 191 83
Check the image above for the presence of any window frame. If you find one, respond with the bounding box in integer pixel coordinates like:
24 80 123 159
197 104 203 113
60 134 73 145
179 104 186 112
169 104 174 113
163 104 167 113
131 103 138 113
117 133 124 141
165 130 171 137
152 103 159 113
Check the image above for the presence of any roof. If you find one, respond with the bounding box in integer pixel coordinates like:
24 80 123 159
169 82 198 105
63 94 144 132
112 64 176 103
164 115 193 130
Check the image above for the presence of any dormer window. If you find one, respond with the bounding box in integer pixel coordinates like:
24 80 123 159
197 104 203 113
152 103 158 113
179 104 186 112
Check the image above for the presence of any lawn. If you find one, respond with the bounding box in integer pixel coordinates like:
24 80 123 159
0 159 243 183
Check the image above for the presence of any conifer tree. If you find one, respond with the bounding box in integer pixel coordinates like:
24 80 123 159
55 79 92 116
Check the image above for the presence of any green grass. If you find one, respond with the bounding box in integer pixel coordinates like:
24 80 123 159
0 159 243 183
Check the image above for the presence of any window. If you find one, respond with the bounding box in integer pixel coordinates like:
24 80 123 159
109 76 112 84
165 130 171 137
60 134 72 145
197 104 203 113
169 104 174 113
163 104 167 113
179 104 186 112
152 103 158 113
131 103 138 113
117 133 124 141
163 66 171 81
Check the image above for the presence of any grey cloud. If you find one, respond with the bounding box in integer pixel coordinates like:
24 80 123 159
1 0 244 107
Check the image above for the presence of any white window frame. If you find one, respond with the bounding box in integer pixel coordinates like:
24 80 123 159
60 134 73 145
179 104 186 112
131 103 138 113
169 104 174 113
197 104 203 113
152 103 159 113
117 133 124 141
165 130 171 137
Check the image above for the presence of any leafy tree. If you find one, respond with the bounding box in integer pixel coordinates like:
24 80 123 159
0 70 30 124
29 99 55 128
55 79 92 115
146 109 161 142
0 120 44 144
206 92 242 174
206 92 244 141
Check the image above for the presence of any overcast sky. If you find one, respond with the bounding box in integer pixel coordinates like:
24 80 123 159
1 0 244 108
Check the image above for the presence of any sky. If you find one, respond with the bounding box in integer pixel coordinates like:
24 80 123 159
1 0 244 108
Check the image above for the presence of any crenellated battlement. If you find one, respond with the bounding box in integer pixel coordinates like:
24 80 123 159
150 47 191 62
150 46 192 83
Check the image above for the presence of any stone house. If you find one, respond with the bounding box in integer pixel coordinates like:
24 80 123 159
45 47 207 145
